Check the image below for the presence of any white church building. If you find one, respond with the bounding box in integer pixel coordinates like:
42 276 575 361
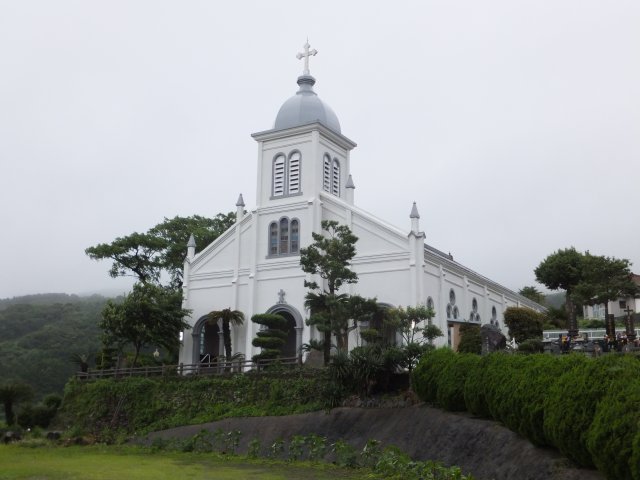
178 43 543 366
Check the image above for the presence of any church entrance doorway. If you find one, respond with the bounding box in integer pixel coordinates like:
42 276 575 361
199 322 220 363
266 303 303 361
276 311 297 358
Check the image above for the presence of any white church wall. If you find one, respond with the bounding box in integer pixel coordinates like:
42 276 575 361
190 228 238 275
354 268 412 308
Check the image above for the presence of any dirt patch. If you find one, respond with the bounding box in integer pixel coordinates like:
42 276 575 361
140 405 602 480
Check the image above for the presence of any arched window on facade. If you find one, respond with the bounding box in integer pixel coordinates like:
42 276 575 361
491 306 498 327
272 151 302 197
269 222 278 256
279 218 289 254
469 298 480 322
268 217 301 256
290 219 299 253
447 289 457 320
426 297 434 311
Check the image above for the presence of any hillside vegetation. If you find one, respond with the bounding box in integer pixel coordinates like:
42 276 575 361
0 294 108 399
58 370 326 440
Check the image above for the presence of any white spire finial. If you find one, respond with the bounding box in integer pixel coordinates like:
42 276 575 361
296 41 317 76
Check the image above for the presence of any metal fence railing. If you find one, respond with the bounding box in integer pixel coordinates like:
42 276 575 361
75 356 301 380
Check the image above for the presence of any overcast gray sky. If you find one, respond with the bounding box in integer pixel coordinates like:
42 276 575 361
1 0 638 299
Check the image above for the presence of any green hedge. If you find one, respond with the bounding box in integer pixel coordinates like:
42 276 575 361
587 378 640 480
412 349 640 479
436 353 480 411
58 369 327 440
543 354 640 468
412 348 455 404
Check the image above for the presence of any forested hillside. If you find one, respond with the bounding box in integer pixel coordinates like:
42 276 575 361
0 294 109 398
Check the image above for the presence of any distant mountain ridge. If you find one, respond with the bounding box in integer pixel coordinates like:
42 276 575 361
0 293 109 310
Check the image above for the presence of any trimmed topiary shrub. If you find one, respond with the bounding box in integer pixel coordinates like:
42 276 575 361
251 314 289 362
436 353 481 411
412 348 456 404
543 354 640 467
586 377 640 480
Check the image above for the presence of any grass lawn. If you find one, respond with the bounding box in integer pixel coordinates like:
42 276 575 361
0 444 371 480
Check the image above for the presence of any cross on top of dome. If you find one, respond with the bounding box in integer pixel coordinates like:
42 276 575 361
296 41 317 76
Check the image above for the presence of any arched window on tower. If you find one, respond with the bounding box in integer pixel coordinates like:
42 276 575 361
288 152 300 194
272 151 302 198
332 159 340 196
272 154 286 197
323 154 331 192
268 217 301 257
322 153 341 197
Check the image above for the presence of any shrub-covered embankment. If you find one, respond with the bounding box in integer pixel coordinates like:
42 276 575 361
58 369 327 439
412 349 640 480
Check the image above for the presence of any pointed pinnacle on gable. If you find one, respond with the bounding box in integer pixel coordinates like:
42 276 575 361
346 174 355 189
236 193 245 207
187 234 196 248
410 201 420 219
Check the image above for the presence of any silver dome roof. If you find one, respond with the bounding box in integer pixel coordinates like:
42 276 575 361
274 75 341 133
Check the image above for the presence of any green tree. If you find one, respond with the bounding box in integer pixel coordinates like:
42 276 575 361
0 382 33 426
300 220 359 364
205 308 245 361
503 307 544 344
386 305 441 385
86 213 235 289
251 313 288 362
457 324 482 354
573 253 638 320
100 283 191 367
149 213 236 288
518 286 546 305
534 247 584 335
85 232 167 285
